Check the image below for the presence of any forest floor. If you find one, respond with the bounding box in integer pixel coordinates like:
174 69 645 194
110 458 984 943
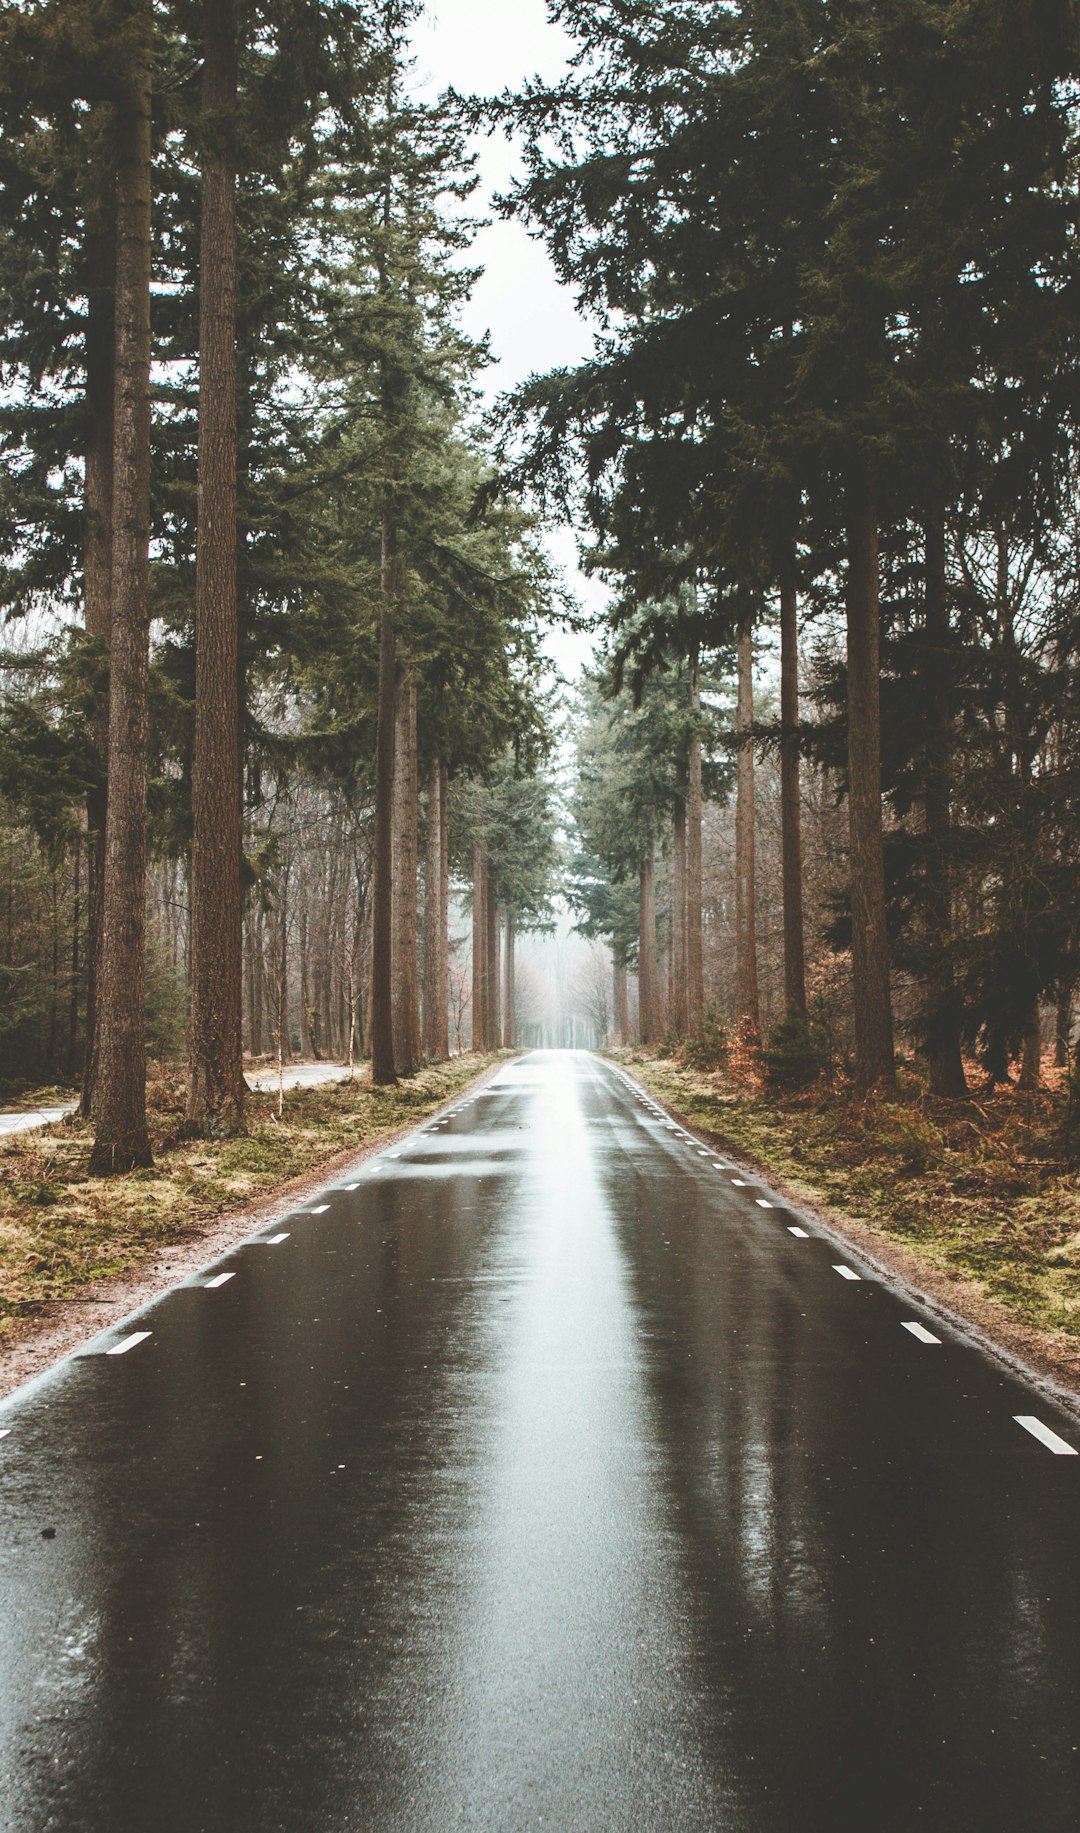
0 1085 78 1110
613 1045 1080 1405
0 1053 500 1389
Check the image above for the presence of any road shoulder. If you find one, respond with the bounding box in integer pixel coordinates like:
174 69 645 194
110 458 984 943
613 1048 1080 1418
0 1054 505 1400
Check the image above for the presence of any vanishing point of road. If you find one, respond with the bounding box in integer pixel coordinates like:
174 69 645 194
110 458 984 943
1 1052 1078 1830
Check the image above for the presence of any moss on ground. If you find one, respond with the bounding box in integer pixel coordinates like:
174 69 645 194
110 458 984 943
613 1047 1080 1346
0 1055 499 1338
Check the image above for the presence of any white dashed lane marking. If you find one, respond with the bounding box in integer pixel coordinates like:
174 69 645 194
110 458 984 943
901 1320 941 1345
626 1072 1080 1461
106 1331 152 1356
264 1233 290 1245
205 1272 235 1289
1015 1416 1078 1456
0 1427 10 1439
342 1183 361 1191
307 1205 330 1214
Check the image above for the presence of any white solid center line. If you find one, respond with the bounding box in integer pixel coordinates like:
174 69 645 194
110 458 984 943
788 1226 809 1238
833 1265 861 1281
107 1331 152 1356
205 1272 235 1288
901 1320 941 1345
265 1233 290 1245
307 1205 330 1214
755 1198 775 1208
1015 1415 1078 1455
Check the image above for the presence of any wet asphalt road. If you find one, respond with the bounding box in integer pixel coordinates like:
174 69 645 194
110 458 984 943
0 1108 76 1140
1 1050 1079 1832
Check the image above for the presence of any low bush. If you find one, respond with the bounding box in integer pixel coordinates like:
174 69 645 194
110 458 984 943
760 1008 834 1091
682 1002 730 1072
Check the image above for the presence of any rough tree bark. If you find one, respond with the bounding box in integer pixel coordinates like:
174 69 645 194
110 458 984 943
686 650 704 1033
392 656 421 1076
89 1 154 1174
369 497 398 1085
471 840 487 1051
639 840 658 1045
187 0 244 1136
735 623 760 1037
779 531 807 1017
670 797 688 1035
921 506 968 1096
845 465 896 1092
80 126 116 1119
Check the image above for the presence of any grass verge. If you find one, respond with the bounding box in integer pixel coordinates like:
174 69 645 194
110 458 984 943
612 1047 1080 1368
0 1054 498 1341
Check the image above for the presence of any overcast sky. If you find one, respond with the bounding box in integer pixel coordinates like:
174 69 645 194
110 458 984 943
408 0 606 679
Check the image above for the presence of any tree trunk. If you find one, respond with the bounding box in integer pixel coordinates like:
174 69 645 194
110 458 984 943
392 656 421 1075
276 871 291 1067
1055 982 1074 1070
670 796 687 1034
921 505 968 1097
1018 1005 1041 1091
779 531 807 1017
187 0 243 1137
437 759 450 1059
298 894 314 1057
244 909 257 1056
735 622 760 1037
80 129 117 1119
503 910 515 1048
613 956 630 1045
422 757 442 1061
639 841 658 1045
471 841 487 1051
67 834 82 1084
845 465 896 1093
686 650 704 1032
89 3 154 1174
369 505 398 1085
486 871 500 1051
